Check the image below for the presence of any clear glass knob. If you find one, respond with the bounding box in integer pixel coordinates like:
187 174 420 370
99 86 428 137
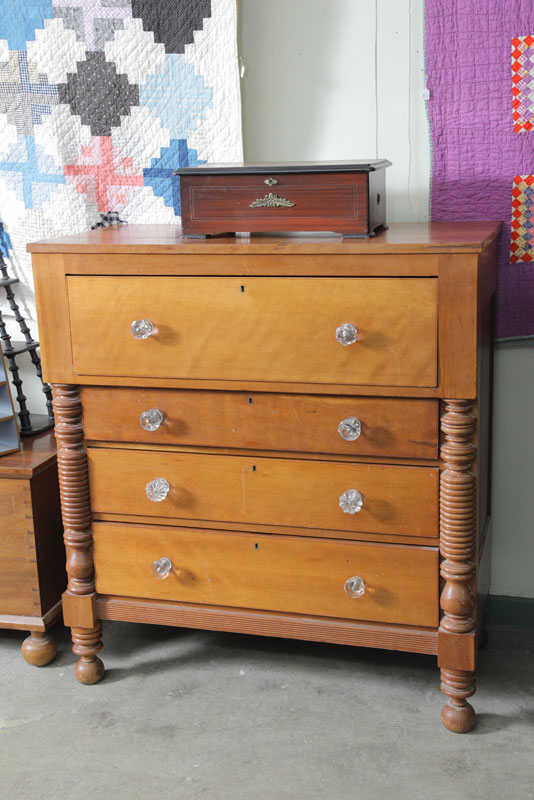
344 576 366 598
146 478 170 502
151 557 172 580
131 319 155 339
339 489 363 514
338 416 362 441
140 408 164 431
335 323 358 346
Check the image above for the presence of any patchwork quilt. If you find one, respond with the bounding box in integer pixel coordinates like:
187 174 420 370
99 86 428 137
0 0 243 320
425 0 534 339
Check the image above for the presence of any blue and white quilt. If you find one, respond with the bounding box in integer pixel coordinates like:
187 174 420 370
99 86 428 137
0 0 243 319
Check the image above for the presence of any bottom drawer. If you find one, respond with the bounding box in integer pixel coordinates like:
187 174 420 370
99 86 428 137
93 523 439 627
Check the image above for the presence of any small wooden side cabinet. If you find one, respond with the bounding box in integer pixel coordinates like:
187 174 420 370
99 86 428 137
0 430 65 665
29 221 500 731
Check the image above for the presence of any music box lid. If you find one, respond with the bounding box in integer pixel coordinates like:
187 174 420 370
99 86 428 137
174 159 392 176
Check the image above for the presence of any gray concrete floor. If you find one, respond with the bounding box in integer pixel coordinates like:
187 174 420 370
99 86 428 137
1 622 533 800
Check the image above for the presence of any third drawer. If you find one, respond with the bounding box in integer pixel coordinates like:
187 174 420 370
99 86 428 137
82 388 438 459
88 448 439 539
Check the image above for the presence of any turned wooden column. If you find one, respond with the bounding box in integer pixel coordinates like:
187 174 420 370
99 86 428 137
53 384 104 684
439 400 477 732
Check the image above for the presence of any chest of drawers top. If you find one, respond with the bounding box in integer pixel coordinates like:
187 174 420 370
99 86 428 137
29 221 499 399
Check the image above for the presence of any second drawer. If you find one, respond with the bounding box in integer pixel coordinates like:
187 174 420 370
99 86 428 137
82 388 438 459
88 448 439 538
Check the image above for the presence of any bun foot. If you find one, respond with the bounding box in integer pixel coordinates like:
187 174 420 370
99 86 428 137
75 656 104 685
72 625 104 684
440 667 476 733
21 631 57 666
441 700 476 733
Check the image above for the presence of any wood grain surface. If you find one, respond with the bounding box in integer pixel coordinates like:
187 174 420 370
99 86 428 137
93 523 439 627
27 221 501 254
62 252 441 276
0 478 40 616
96 595 438 654
0 430 64 638
0 426 58 478
82 388 438 459
68 276 438 387
179 172 372 236
87 448 439 537
32 253 73 384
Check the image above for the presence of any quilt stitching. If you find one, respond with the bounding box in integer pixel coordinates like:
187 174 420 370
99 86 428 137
512 35 534 133
425 2 534 338
52 0 131 49
0 0 243 321
0 50 58 135
510 175 534 262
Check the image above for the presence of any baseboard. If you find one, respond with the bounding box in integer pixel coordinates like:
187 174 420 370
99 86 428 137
485 595 534 630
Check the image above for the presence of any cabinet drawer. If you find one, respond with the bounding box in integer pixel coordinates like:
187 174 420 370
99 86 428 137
83 388 438 459
68 277 437 387
93 523 439 627
88 449 439 538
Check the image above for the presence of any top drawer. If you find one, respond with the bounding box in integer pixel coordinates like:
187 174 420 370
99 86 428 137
67 277 437 388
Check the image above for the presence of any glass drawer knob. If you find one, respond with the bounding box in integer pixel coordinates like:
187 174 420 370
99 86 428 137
151 557 172 580
335 323 358 346
131 319 155 339
140 408 164 431
338 416 362 441
339 489 363 514
146 478 170 502
344 576 366 598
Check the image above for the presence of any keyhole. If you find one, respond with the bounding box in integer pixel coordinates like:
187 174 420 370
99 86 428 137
241 285 245 292
252 465 256 472
248 397 253 404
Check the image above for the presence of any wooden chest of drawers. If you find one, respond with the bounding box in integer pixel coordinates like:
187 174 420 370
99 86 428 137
28 221 500 732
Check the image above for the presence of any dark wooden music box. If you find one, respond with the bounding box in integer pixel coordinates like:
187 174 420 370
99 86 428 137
174 159 391 238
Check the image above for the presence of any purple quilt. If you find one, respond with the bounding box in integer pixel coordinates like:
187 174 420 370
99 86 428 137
425 0 534 339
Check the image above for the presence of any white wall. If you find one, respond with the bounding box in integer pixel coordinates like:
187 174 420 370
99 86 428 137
238 0 534 599
490 344 534 598
239 0 430 222
2 314 49 417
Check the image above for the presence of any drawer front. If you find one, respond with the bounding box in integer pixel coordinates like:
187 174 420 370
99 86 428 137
93 523 439 627
83 388 439 459
68 277 438 387
88 449 439 538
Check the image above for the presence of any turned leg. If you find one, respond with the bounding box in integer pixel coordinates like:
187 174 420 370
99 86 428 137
21 630 57 666
72 625 104 685
53 384 104 683
439 401 477 732
440 668 476 733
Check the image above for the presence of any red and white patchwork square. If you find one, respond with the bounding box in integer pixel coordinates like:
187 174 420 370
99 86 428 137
511 175 534 262
512 36 534 133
